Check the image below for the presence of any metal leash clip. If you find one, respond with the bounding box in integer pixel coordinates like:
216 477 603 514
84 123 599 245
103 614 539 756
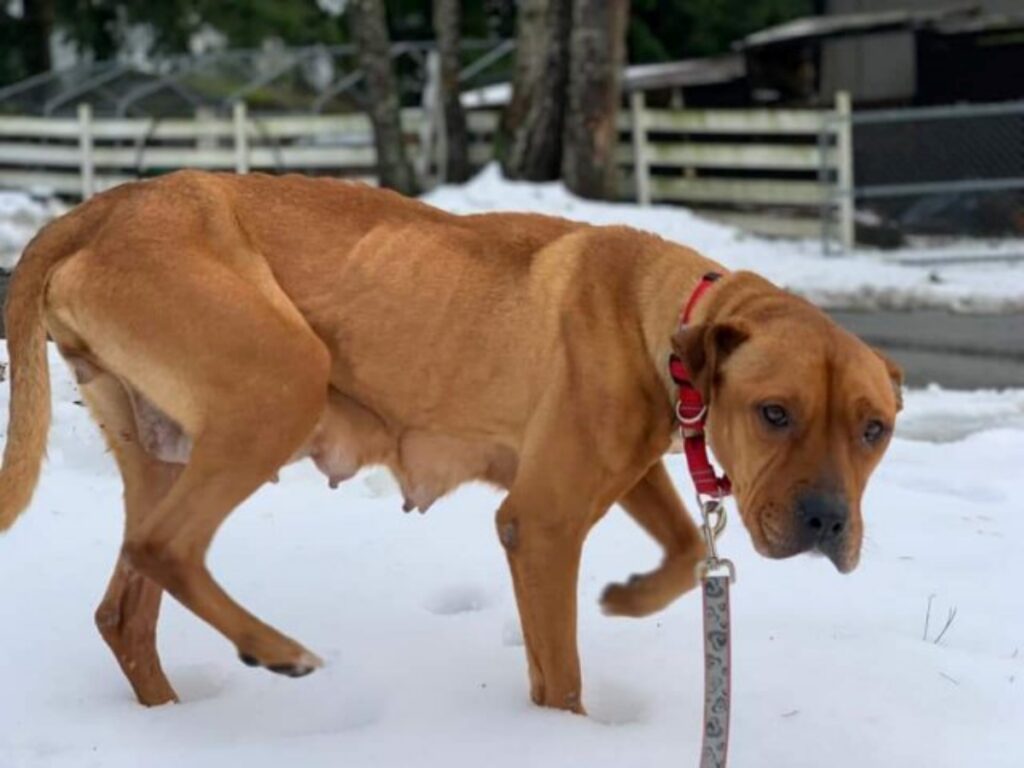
695 494 737 584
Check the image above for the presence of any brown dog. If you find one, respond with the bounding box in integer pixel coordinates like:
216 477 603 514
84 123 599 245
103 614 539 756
0 171 901 713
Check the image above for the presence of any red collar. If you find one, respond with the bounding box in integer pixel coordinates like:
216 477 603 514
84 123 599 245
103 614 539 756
668 272 732 499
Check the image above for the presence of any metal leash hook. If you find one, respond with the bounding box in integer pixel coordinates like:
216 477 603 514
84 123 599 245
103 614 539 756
696 493 735 768
695 494 736 584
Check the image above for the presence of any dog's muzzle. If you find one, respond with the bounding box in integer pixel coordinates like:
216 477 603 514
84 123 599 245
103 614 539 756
795 489 850 570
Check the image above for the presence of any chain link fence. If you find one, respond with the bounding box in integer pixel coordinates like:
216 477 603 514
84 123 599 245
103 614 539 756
828 100 1024 255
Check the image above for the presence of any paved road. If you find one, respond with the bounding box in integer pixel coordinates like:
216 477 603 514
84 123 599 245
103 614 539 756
829 310 1024 389
0 272 1019 389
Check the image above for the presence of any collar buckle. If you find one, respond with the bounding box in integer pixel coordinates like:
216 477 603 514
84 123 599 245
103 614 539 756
675 401 707 427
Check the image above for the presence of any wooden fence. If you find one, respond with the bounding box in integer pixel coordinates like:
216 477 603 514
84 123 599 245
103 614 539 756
623 91 852 244
0 95 854 247
0 102 497 198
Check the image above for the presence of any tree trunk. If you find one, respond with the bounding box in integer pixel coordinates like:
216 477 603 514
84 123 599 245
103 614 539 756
22 0 54 75
433 0 470 183
562 0 629 199
348 0 418 195
499 0 571 181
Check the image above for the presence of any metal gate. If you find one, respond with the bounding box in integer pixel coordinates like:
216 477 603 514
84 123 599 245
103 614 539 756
827 99 1024 257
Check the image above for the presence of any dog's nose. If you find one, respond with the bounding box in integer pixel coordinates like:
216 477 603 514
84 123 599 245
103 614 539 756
796 490 848 556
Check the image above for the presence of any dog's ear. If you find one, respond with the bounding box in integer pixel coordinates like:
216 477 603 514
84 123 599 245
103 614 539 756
872 347 904 412
671 321 750 401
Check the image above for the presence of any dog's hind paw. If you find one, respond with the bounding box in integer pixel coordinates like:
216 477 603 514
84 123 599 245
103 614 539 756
238 649 323 678
267 661 318 678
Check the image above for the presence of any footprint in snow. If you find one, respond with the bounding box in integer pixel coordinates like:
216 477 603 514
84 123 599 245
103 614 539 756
166 663 231 702
586 679 650 726
425 585 490 615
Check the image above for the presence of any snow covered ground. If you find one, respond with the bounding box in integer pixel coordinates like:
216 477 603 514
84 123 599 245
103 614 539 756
2 168 1024 312
0 349 1021 768
0 172 1022 766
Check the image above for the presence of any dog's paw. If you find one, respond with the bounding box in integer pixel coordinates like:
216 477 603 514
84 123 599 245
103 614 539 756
599 576 658 618
238 648 323 678
599 581 640 617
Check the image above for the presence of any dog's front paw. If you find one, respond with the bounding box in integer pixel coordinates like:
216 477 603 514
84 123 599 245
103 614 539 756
600 578 652 618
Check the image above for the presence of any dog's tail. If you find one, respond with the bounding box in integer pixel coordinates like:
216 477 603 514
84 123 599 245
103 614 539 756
0 202 96 532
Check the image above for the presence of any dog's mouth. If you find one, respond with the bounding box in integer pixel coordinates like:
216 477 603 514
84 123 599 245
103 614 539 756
744 503 861 573
754 535 860 573
823 545 860 574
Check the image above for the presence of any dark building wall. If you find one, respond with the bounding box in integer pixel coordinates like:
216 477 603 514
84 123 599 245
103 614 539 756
820 0 1022 105
819 30 915 105
917 27 1024 105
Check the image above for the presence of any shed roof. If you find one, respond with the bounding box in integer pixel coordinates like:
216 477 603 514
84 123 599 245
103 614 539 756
623 54 744 93
932 11 1024 34
739 4 978 49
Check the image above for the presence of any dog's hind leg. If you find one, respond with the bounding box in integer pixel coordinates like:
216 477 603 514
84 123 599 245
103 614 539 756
600 459 705 618
74 363 181 705
49 252 331 679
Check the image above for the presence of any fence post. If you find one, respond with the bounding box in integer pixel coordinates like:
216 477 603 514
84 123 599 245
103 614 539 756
835 91 854 251
630 90 650 206
233 101 249 174
418 50 442 186
196 106 216 152
818 113 832 255
78 102 94 200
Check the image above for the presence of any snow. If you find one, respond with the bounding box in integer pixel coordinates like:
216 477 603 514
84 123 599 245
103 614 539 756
0 191 65 271
0 169 1021 765
0 348 1022 768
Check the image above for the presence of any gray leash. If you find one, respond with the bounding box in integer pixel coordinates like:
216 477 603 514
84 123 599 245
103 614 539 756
696 497 736 768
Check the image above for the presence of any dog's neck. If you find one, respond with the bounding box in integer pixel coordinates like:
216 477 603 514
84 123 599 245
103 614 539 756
636 242 729 407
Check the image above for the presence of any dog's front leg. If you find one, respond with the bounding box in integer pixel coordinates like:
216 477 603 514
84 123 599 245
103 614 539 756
497 489 590 714
601 459 705 617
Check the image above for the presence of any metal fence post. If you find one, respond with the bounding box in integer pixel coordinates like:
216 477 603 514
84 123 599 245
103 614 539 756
835 91 854 252
77 102 95 200
233 101 249 174
630 90 651 206
818 112 832 255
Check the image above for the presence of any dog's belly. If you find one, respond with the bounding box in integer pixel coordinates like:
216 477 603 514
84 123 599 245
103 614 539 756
394 431 518 512
117 382 518 512
305 390 518 512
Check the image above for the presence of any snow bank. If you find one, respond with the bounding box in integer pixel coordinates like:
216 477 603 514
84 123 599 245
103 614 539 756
426 165 1024 313
0 191 66 271
899 385 1024 442
0 349 1021 767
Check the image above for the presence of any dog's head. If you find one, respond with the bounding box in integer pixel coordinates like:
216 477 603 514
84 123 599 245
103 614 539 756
672 272 902 573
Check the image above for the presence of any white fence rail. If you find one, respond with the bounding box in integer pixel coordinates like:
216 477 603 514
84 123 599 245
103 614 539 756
0 95 853 247
0 103 499 198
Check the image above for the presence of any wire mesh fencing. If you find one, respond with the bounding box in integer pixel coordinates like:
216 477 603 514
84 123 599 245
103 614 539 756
828 100 1024 254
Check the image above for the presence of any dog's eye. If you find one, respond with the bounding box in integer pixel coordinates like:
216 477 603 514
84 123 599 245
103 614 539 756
863 419 888 445
760 404 790 429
